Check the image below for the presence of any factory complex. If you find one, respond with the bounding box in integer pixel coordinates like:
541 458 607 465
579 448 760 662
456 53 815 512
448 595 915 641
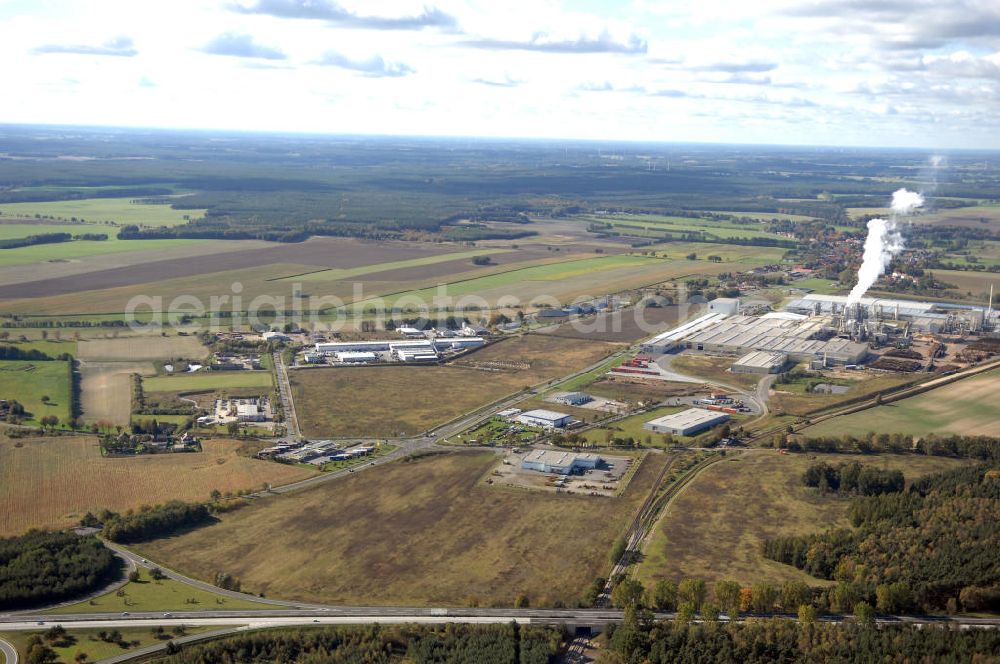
307 337 486 364
640 293 997 368
644 408 731 436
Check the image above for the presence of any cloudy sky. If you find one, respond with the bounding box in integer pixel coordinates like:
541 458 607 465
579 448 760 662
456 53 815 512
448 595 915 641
2 0 1000 148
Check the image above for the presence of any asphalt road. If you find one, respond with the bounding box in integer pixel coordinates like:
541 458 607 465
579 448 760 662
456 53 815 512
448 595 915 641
0 637 16 664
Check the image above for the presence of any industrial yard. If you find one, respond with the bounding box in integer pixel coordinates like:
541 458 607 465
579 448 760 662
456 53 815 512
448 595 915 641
488 448 638 497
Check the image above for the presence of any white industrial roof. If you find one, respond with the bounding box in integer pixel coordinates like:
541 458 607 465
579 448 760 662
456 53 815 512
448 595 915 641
733 350 787 368
519 409 571 421
525 449 599 466
336 351 377 360
643 312 729 346
646 407 729 429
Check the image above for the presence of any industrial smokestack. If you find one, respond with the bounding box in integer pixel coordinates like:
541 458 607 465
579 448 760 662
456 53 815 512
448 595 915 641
846 188 924 305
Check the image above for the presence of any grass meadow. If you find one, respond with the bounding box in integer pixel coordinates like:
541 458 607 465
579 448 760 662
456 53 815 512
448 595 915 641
0 196 205 226
635 450 972 592
143 371 273 393
136 450 670 607
0 359 72 424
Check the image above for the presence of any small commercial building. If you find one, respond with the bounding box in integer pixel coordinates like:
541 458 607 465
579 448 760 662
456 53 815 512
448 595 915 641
552 391 593 406
731 350 788 374
515 409 572 428
708 297 740 315
643 408 730 436
497 408 522 418
521 450 601 475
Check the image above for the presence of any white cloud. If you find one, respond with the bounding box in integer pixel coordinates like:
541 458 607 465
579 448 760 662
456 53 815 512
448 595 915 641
0 0 998 147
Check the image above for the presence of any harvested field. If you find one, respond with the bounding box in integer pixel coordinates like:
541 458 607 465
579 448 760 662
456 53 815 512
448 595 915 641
804 368 1000 437
586 375 708 404
136 450 670 607
80 361 156 424
911 205 1000 231
293 335 620 437
0 238 273 286
143 371 273 392
0 436 317 536
636 451 971 591
76 335 208 361
543 305 694 342
0 236 466 300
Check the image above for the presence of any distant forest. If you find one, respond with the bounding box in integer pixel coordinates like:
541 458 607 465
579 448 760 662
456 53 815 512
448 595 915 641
2 126 998 242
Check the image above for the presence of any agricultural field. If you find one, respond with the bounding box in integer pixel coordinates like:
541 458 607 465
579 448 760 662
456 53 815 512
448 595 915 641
0 436 317 536
143 371 273 393
75 335 209 362
933 269 1000 300
135 450 670 607
0 337 77 357
542 304 694 343
707 210 816 222
0 359 71 424
911 204 1000 231
641 241 788 264
804 369 1000 437
635 450 972 591
292 335 620 437
0 196 205 226
769 371 916 417
80 361 156 425
577 213 786 241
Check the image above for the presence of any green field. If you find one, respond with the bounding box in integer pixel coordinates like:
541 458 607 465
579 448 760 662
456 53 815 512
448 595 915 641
792 277 844 294
708 210 816 221
48 566 270 614
804 369 1000 438
143 371 273 392
583 213 783 241
285 248 512 281
579 406 687 447
0 360 72 424
0 196 205 226
641 241 788 264
0 231 213 267
636 451 971 591
346 254 662 311
0 338 77 357
0 625 225 663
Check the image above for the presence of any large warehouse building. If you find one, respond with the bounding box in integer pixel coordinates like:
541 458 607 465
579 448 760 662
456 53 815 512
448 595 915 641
521 450 600 475
731 350 788 374
515 409 572 428
644 408 730 436
641 312 868 365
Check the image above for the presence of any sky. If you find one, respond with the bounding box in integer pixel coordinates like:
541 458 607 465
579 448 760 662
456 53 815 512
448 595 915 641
2 0 1000 148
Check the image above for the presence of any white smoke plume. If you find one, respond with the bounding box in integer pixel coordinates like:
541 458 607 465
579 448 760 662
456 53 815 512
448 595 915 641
845 187 924 305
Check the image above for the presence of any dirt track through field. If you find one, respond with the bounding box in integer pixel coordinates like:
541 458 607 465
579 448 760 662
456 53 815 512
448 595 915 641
80 361 156 424
0 237 462 299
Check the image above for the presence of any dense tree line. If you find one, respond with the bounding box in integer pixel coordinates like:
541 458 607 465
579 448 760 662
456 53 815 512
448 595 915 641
150 623 561 663
0 531 119 610
604 616 1000 664
0 345 71 361
802 461 905 495
100 501 213 543
794 433 1000 461
0 232 72 249
764 464 1000 612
